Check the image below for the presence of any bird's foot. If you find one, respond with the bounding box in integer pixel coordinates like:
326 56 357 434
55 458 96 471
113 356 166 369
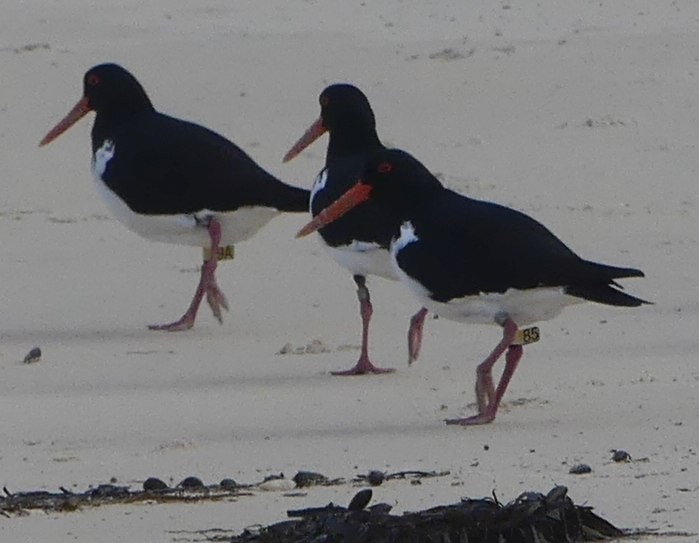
445 410 497 426
148 313 196 332
331 358 395 376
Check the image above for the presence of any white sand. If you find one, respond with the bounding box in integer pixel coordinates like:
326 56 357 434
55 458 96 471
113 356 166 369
0 1 696 541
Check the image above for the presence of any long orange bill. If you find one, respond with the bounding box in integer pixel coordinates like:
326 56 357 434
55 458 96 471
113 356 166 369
296 181 373 238
282 117 326 162
39 96 91 147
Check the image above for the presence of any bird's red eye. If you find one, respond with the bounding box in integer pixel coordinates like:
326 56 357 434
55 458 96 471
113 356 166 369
377 162 392 173
319 95 329 106
87 74 100 86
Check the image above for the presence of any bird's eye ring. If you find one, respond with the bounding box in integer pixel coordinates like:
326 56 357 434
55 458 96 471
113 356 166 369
87 74 100 86
319 95 329 106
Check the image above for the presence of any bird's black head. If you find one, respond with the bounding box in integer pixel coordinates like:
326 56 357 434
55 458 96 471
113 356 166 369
296 149 443 238
283 83 380 162
40 63 154 147
81 63 153 114
361 149 444 206
317 84 376 134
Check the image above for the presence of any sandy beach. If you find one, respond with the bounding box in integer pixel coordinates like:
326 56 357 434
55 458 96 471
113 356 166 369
0 1 697 541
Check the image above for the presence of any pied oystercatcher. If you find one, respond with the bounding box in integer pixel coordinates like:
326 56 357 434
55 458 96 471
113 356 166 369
40 63 309 331
298 149 649 424
284 84 428 375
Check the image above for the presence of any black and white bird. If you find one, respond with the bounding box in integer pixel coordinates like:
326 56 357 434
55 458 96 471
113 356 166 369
284 84 428 375
298 149 649 424
40 63 309 331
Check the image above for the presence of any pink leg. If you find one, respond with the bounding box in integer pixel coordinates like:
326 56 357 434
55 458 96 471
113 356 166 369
205 274 229 324
331 275 395 376
490 345 523 412
149 219 228 331
446 317 521 425
407 307 428 365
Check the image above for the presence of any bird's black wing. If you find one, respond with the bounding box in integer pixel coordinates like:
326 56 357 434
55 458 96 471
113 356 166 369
102 114 308 215
396 189 643 303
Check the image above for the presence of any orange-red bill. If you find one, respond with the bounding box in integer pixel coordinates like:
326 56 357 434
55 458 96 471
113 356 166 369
39 96 91 147
296 181 373 238
282 117 326 162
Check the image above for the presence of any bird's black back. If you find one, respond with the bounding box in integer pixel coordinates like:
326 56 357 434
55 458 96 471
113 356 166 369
95 112 309 215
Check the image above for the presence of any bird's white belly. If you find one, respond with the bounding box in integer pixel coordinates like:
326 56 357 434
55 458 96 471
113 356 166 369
325 242 398 280
402 276 583 326
91 151 278 246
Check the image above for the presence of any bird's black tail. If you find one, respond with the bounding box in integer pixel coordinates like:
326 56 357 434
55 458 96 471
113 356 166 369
566 262 650 307
268 181 310 213
239 171 310 213
565 284 649 307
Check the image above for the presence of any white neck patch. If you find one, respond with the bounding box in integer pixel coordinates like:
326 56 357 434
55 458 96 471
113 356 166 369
392 221 419 255
92 139 115 179
310 168 329 207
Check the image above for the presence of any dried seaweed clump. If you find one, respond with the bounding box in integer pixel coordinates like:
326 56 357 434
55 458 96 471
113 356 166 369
231 486 622 543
